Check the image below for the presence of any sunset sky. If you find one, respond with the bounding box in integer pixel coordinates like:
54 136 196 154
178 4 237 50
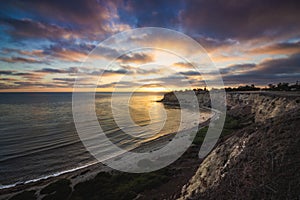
0 0 300 92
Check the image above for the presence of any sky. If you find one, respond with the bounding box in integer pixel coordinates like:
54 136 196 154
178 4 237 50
0 0 300 92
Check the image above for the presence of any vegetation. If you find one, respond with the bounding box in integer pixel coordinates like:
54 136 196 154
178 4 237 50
171 81 300 93
263 81 300 91
70 169 172 200
9 190 36 200
225 84 260 92
40 179 72 200
193 115 242 146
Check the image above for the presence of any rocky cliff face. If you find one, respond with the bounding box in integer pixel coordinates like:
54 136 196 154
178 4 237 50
226 92 300 123
161 91 300 123
161 91 300 199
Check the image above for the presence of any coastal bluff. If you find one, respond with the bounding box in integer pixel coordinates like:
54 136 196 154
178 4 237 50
160 90 300 122
160 91 300 200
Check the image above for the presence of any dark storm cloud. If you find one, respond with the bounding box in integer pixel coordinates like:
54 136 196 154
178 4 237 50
259 53 300 74
1 18 73 40
1 0 123 41
8 0 113 26
181 0 300 40
119 0 184 28
222 53 300 84
248 41 300 55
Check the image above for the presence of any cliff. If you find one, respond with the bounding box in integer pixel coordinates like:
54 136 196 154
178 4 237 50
161 91 300 122
171 91 300 199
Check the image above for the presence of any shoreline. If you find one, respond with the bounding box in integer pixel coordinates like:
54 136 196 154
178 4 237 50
0 107 215 199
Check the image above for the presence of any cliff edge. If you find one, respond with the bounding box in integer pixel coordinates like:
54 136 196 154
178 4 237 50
174 91 300 199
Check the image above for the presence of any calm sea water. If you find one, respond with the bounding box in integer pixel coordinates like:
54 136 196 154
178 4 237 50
0 92 200 188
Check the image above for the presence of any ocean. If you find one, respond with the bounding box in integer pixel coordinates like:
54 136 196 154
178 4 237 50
0 92 208 189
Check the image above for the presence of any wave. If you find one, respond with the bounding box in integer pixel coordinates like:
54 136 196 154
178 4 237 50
0 161 99 190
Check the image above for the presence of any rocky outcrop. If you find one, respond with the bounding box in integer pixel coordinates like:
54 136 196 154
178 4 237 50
160 91 211 107
176 91 300 200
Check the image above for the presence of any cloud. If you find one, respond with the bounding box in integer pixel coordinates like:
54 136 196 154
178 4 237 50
0 77 17 81
258 53 300 74
247 41 300 55
119 0 184 28
52 78 75 82
0 83 16 89
0 56 45 64
179 71 201 76
138 75 192 88
12 81 69 88
1 0 130 41
97 80 141 88
173 62 194 69
117 53 154 64
46 47 88 62
86 68 133 77
103 69 132 76
2 48 45 57
2 42 97 63
220 64 256 74
120 65 162 75
35 67 78 74
0 70 14 75
222 53 300 85
0 70 43 81
1 18 74 40
193 35 239 52
180 0 300 40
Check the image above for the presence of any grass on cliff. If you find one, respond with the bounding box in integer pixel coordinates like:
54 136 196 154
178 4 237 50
193 115 241 146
